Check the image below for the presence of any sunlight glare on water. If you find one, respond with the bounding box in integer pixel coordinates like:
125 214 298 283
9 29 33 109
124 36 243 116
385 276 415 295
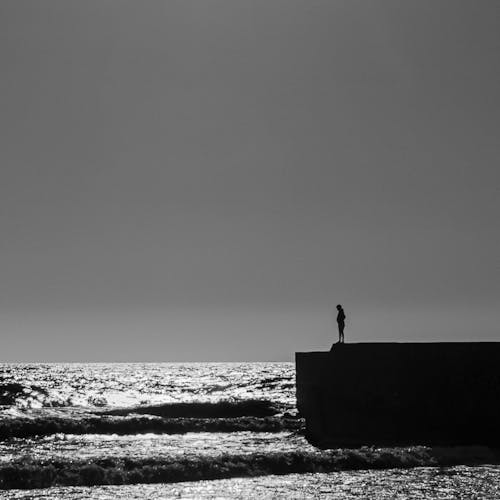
0 362 295 411
0 432 308 462
1 363 499 498
3 467 500 499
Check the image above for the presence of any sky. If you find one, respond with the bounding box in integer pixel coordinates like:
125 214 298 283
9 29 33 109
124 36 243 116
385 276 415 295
0 0 498 361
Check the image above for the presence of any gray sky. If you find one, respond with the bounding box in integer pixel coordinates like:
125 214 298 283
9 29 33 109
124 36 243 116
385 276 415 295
1 0 498 361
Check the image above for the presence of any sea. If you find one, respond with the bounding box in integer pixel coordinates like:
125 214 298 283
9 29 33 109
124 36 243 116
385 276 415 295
0 363 499 499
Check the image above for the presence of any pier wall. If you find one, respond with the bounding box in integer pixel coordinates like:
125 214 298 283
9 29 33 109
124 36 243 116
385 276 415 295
296 343 500 448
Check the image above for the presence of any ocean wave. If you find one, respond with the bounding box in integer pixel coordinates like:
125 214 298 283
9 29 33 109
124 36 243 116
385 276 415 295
0 415 302 441
1 446 499 490
99 399 281 418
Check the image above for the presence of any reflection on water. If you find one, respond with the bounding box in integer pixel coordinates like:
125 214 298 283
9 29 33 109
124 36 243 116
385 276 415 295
1 363 499 497
0 362 295 410
0 431 307 462
3 467 500 499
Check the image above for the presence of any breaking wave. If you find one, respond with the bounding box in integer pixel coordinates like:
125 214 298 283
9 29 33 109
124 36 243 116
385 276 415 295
0 399 301 440
0 415 302 441
1 447 498 490
99 399 282 418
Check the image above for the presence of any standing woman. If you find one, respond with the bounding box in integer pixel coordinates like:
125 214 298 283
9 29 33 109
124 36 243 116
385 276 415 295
336 304 346 343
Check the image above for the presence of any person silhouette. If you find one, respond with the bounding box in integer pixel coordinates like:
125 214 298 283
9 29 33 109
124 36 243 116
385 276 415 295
336 304 346 343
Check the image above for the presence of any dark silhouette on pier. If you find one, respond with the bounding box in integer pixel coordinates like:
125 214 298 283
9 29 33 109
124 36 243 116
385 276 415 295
336 304 345 343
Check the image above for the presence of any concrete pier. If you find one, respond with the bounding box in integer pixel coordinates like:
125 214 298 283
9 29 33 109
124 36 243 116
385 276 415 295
296 343 500 448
